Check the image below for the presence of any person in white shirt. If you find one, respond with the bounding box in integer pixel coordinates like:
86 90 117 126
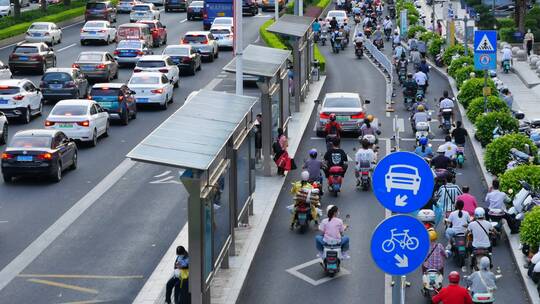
501 45 513 69
414 69 428 88
362 16 372 28
355 138 376 175
445 200 470 247
438 135 458 159
439 90 455 121
392 29 400 47
468 208 494 249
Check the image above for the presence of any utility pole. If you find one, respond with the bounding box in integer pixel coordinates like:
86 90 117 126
275 0 279 20
234 0 243 95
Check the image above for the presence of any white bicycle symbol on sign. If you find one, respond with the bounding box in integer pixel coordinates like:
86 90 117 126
381 229 420 253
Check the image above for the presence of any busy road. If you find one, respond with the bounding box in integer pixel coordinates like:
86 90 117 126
0 6 270 303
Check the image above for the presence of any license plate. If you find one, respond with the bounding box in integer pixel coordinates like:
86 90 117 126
336 116 349 121
58 123 73 128
50 84 63 89
19 56 28 61
137 13 144 16
217 12 225 16
17 155 33 162
298 213 307 220
136 98 148 102
98 101 113 108
89 31 97 35
0 99 7 104
81 66 93 71
34 33 42 37
193 8 200 12
327 263 337 269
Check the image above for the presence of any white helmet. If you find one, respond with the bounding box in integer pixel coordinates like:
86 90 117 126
437 145 446 153
326 204 335 214
301 170 310 181
474 207 485 219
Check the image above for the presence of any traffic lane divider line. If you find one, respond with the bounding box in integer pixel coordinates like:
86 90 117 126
57 43 77 52
27 278 99 294
58 300 110 304
18 274 143 279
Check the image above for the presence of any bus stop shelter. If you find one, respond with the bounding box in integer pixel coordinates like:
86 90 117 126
127 90 258 304
267 14 314 112
223 44 291 176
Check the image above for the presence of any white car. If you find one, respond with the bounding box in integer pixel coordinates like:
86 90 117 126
25 22 63 45
325 10 348 26
130 3 160 22
0 0 12 17
0 60 12 80
385 165 421 195
80 20 117 45
141 0 164 6
134 55 179 87
128 72 174 110
210 26 233 49
0 111 7 145
118 0 139 12
45 99 109 147
211 17 233 30
0 79 43 124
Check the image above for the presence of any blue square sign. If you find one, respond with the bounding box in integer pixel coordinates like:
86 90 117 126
474 30 497 70
474 53 496 70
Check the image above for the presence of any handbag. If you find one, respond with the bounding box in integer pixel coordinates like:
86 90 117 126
276 152 288 168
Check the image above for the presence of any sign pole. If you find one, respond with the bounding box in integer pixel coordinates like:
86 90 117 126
483 68 488 112
392 275 400 304
463 15 468 56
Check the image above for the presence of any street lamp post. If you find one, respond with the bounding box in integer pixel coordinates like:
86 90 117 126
234 0 243 95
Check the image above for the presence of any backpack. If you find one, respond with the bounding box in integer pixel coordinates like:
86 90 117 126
272 137 283 155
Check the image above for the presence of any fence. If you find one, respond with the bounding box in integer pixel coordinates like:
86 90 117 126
363 37 394 110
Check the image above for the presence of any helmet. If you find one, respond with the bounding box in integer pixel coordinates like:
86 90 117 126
309 148 318 158
301 171 310 181
416 105 425 112
479 256 490 270
416 95 424 102
367 114 374 122
329 113 336 121
448 271 460 284
474 207 486 219
437 145 446 153
326 204 335 214
394 29 399 34
428 228 437 241
377 25 381 30
407 73 413 78
419 137 428 146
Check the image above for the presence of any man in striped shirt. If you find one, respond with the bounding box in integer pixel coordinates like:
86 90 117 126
435 177 463 220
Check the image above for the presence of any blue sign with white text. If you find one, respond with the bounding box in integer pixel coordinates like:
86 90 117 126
372 152 434 213
474 30 497 70
370 215 430 275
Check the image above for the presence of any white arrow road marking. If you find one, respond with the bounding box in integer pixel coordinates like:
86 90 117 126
180 18 187 23
394 254 408 268
153 171 171 178
395 194 408 207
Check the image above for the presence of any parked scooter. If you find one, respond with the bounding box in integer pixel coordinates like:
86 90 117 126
502 59 511 73
508 181 540 229
327 166 344 196
422 269 443 300
506 147 533 171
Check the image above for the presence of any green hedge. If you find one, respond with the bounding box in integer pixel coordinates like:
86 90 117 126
466 96 508 124
259 19 288 50
497 17 516 29
521 206 540 249
500 165 540 195
475 111 519 147
313 44 325 73
448 56 474 78
428 36 445 57
316 0 332 8
457 77 498 109
408 25 427 39
485 133 536 176
0 0 87 29
443 45 471 66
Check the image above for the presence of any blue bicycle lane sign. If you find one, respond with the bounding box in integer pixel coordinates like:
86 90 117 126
370 215 430 275
372 151 435 213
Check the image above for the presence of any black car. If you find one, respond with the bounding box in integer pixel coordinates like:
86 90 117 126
85 1 117 23
40 68 89 102
165 0 187 12
162 45 201 75
1 129 77 183
242 0 258 16
8 42 56 74
187 1 204 20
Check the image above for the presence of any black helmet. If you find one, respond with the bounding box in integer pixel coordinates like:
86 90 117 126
407 73 413 78
332 137 341 146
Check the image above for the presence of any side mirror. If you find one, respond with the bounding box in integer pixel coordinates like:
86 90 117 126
364 99 371 104
170 79 174 84
130 90 136 95
163 25 167 28
36 88 41 92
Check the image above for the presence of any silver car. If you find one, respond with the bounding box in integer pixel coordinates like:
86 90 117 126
316 92 369 136
73 51 119 82
181 31 219 62
114 39 152 66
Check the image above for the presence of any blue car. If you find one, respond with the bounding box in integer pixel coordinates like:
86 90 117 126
89 83 137 125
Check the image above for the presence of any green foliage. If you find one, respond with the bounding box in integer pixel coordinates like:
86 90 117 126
457 77 498 109
448 56 474 78
0 0 86 29
497 18 516 29
259 19 288 50
443 45 468 66
466 96 508 124
314 44 325 73
485 134 536 176
499 27 517 43
473 4 496 29
520 206 540 248
409 14 419 26
316 0 332 8
475 111 519 147
419 31 436 42
500 165 540 195
407 25 426 39
428 36 445 57
456 66 479 88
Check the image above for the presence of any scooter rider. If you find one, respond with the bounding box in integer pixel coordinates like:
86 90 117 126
329 16 338 31
303 149 324 185
445 200 471 249
323 137 348 176
372 25 383 46
360 116 380 137
355 31 365 46
422 229 447 273
501 44 513 69
466 256 497 299
403 73 418 98
432 271 473 304
392 29 401 48
362 15 373 29
431 145 454 170
316 205 350 259
414 68 428 93
468 207 494 254
394 45 405 63
439 135 458 159
415 137 433 158
355 139 376 182
383 16 393 37
439 90 455 121
412 104 429 131
418 58 430 75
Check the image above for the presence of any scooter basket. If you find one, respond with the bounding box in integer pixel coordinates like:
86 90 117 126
415 121 430 131
417 209 436 223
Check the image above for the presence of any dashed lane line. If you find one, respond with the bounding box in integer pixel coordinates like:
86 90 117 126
57 43 76 52
18 274 143 279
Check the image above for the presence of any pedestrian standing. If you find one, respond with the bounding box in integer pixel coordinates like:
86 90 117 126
254 113 262 162
501 88 514 109
525 29 535 56
274 128 291 176
436 20 443 36
165 246 191 304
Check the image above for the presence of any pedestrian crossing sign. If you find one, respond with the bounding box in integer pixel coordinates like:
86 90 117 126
474 30 497 54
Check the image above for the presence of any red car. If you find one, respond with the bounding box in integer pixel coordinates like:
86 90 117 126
136 20 167 47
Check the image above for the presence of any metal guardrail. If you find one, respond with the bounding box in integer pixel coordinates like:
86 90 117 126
363 38 394 109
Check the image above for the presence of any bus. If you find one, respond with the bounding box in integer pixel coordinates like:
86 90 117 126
203 0 233 30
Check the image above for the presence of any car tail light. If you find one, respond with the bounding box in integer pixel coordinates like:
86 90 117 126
158 68 168 73
201 39 208 44
181 39 188 44
65 81 76 88
87 95 92 100
77 120 90 127
151 88 163 94
1 153 13 160
203 11 208 19
137 51 144 55
113 50 120 55
181 57 191 63
12 95 24 101
187 7 192 12
44 32 50 36
118 95 124 101
37 153 53 160
351 112 365 119
319 112 330 119
9 54 18 60
134 68 142 72
30 55 42 61
72 64 80 68
80 29 86 33
45 120 55 126
96 64 106 69
98 30 106 33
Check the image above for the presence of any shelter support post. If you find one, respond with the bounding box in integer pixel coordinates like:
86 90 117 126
293 41 301 112
258 79 273 176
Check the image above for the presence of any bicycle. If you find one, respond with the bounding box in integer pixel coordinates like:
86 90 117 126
381 229 420 253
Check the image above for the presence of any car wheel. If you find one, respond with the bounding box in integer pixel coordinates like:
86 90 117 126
174 78 179 88
3 174 12 183
131 108 137 119
121 108 129 125
81 40 86 46
0 124 7 145
70 151 78 170
41 62 46 74
163 35 167 45
22 107 31 124
58 34 62 43
214 49 219 58
196 62 201 71
208 53 215 62
113 69 118 79
190 65 196 75
160 98 168 110
51 161 62 182
90 129 98 147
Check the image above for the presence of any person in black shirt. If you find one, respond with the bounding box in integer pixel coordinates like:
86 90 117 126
431 145 453 170
323 137 348 176
451 120 468 147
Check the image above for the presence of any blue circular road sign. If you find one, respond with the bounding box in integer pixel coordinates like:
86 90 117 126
372 152 434 213
370 215 430 275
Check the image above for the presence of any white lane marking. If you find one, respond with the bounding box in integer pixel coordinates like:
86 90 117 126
57 43 76 52
0 159 135 292
286 258 351 286
153 170 171 178
0 221 8 224
60 20 85 30
180 18 187 23
309 137 325 140
203 78 222 90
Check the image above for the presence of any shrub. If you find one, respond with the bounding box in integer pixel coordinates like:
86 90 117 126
420 31 436 42
408 25 427 39
316 0 332 8
475 111 519 147
259 19 288 50
520 206 540 249
499 27 517 43
500 165 540 195
314 44 325 73
448 56 474 78
485 134 536 176
428 36 445 57
455 66 475 88
497 17 516 29
443 45 467 66
457 77 498 109
466 96 508 124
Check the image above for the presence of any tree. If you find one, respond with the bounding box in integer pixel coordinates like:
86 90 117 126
12 0 20 18
41 0 47 13
516 0 527 33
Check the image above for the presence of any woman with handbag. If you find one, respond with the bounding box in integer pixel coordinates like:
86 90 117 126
274 128 295 176
165 246 191 304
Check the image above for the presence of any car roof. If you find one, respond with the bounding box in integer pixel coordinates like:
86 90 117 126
119 23 149 28
84 20 109 25
79 51 107 56
324 92 361 99
133 3 152 6
185 31 210 36
165 44 191 49
55 99 94 106
190 1 204 5
15 42 46 48
0 79 29 86
328 10 346 14
137 19 158 23
14 129 57 138
139 55 166 60
92 83 124 88
30 22 53 26
44 68 76 74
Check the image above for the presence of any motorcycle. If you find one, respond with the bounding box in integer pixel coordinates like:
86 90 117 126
433 168 456 192
506 147 533 171
451 233 468 267
470 247 492 271
354 14 361 25
364 27 372 39
320 29 328 46
374 38 384 50
332 36 343 53
487 209 505 247
314 31 320 43
321 240 342 276
422 269 443 300
356 160 371 191
508 181 540 227
325 134 338 152
384 28 391 41
388 5 396 18
455 146 465 168
294 201 312 233
355 42 364 58
327 166 344 196
414 121 430 143
502 59 511 73
417 209 436 230
398 67 407 85
440 108 453 134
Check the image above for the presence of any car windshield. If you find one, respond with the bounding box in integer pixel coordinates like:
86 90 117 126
328 11 345 17
10 136 51 149
29 24 49 30
129 76 159 84
210 29 230 35
132 5 150 10
77 53 104 61
0 0 9 6
0 86 20 95
184 35 207 43
91 88 120 96
52 105 88 116
163 47 189 55
85 22 106 28
87 2 106 9
117 40 143 49
141 22 156 29
14 46 38 54
324 97 361 108
137 60 165 67
190 1 203 6
42 72 72 82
